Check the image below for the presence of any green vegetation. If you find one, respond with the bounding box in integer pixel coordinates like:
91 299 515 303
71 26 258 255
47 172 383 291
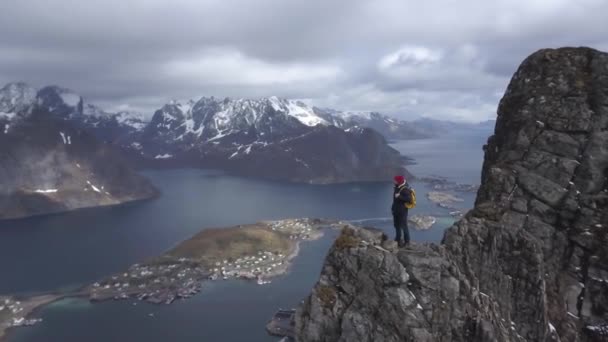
316 285 337 309
334 227 361 250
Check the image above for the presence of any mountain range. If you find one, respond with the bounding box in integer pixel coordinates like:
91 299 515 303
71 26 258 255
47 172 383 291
0 83 419 184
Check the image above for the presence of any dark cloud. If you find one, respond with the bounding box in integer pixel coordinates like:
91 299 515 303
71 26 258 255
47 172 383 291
1 0 607 121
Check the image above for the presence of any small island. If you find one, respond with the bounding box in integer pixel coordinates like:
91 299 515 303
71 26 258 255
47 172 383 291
427 191 465 209
408 215 437 230
88 218 340 304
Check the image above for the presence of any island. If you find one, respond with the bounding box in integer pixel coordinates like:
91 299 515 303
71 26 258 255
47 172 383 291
0 218 347 341
88 218 340 304
418 175 479 193
408 215 436 230
426 191 465 209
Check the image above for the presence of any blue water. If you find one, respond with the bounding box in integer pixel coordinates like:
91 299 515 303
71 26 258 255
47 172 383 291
392 127 489 184
0 130 490 342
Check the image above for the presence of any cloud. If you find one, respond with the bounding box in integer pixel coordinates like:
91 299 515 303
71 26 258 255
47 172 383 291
0 0 607 122
163 49 341 86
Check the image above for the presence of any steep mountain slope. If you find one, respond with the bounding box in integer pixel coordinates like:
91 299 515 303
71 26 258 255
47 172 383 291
132 97 410 183
0 106 158 220
296 47 608 341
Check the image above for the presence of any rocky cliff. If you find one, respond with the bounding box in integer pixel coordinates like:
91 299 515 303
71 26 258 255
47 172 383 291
0 106 158 220
296 47 608 341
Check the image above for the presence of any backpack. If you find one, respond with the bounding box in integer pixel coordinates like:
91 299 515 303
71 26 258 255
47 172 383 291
404 187 416 209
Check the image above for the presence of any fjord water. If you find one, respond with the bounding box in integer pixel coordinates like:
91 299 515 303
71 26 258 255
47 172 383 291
0 131 488 342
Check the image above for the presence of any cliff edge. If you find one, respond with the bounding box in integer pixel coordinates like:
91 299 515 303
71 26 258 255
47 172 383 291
296 47 608 341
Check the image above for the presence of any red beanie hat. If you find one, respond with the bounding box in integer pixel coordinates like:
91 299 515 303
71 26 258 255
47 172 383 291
394 175 405 184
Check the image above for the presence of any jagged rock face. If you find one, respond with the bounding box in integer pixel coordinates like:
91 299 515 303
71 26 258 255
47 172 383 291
296 47 608 341
0 107 158 220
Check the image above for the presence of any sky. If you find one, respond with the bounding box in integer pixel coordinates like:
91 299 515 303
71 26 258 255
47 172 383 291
1 0 607 122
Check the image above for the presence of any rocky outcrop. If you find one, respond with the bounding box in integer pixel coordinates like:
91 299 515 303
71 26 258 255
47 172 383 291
296 47 608 341
0 107 158 220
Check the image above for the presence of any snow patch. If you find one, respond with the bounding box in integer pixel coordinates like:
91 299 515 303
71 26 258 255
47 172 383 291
115 111 148 130
76 163 81 168
0 112 16 121
295 158 310 169
586 324 608 334
67 135 71 145
59 132 67 144
337 111 373 120
567 312 579 319
60 92 81 107
244 146 252 154
154 154 173 159
3 124 8 134
285 100 327 127
86 180 101 193
34 189 58 193
268 96 283 111
548 323 556 333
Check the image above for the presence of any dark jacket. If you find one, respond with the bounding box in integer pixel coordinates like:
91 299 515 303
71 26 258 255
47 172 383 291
392 183 412 215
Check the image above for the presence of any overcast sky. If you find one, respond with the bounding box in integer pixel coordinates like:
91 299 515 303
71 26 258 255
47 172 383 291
1 0 607 121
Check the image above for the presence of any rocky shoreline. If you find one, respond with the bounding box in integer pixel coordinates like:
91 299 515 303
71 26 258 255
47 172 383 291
0 295 63 342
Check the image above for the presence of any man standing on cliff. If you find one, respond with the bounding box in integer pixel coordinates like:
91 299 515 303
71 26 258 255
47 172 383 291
392 175 412 247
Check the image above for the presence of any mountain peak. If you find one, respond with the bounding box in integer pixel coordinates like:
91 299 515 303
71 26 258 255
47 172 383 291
0 82 37 115
37 85 83 117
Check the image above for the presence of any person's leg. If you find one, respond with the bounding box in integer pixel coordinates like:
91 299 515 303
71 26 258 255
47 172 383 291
402 211 410 244
393 214 402 242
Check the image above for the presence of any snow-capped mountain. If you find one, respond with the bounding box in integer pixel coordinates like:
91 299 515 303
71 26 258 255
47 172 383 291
314 108 433 140
1 81 410 183
0 82 148 143
134 96 409 183
0 105 157 220
140 96 431 150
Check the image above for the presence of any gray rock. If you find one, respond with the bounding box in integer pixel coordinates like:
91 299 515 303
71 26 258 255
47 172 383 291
296 47 608 342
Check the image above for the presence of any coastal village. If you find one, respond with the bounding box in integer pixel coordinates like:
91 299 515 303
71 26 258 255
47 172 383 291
89 218 336 305
0 297 41 329
0 295 59 341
